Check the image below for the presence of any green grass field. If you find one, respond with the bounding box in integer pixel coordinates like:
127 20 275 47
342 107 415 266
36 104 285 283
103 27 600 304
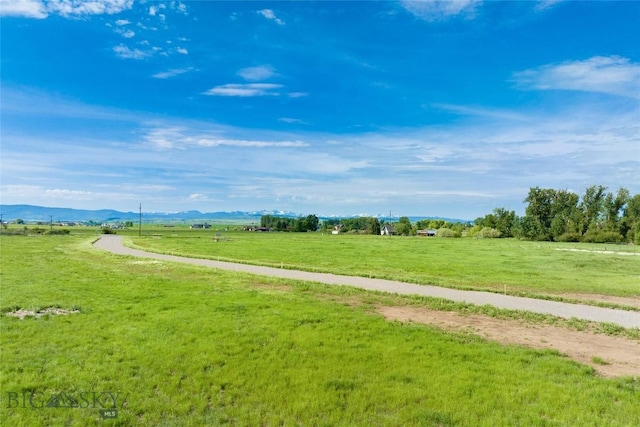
125 228 640 301
1 231 640 425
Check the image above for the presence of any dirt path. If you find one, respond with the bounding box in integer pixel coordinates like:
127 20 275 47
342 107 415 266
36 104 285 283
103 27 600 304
93 235 640 329
378 306 640 377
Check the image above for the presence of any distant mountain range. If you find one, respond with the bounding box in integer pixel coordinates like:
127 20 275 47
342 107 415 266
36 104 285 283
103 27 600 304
0 204 468 224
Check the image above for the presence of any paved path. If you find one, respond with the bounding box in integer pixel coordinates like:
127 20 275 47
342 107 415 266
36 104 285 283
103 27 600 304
94 235 640 329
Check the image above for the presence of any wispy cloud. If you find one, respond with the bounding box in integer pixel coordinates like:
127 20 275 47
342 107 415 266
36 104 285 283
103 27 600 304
0 0 134 18
257 9 284 26
279 117 308 125
237 65 276 82
203 83 283 97
152 67 196 79
113 44 152 60
400 0 481 22
431 103 529 121
143 126 309 150
513 56 640 98
534 0 566 12
114 27 135 38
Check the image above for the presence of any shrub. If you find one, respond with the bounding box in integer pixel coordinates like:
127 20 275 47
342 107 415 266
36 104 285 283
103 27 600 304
101 227 116 235
555 232 582 242
467 225 482 238
43 229 70 235
596 231 623 243
582 230 623 243
436 228 460 238
476 227 502 238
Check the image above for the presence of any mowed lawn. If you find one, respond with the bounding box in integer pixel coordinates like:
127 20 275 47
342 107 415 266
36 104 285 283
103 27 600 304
128 229 640 298
1 233 639 426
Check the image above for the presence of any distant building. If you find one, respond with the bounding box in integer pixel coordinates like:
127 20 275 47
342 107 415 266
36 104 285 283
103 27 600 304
244 226 271 232
417 229 437 237
190 223 211 229
380 225 395 236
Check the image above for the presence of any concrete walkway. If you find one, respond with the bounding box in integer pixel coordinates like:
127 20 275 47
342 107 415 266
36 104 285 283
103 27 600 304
94 235 640 329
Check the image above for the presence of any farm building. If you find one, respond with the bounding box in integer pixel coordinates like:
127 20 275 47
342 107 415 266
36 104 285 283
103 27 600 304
190 223 211 229
380 225 395 236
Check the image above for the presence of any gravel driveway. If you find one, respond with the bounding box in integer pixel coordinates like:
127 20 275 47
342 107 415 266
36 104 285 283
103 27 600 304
94 235 640 329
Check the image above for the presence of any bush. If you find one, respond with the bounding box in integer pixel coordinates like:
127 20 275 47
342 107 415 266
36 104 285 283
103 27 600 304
43 229 70 235
436 228 460 238
467 225 482 238
101 227 116 235
476 227 502 238
582 230 623 243
555 232 582 242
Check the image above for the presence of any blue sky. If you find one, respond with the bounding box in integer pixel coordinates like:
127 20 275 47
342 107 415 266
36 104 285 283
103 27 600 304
1 0 639 219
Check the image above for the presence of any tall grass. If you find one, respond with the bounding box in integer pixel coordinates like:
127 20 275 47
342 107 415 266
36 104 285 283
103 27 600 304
1 234 639 426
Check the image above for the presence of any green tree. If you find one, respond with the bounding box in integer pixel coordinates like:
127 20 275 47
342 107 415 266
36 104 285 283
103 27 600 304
603 187 629 233
394 216 413 236
522 187 556 240
550 190 580 240
579 185 607 234
621 194 640 243
480 208 517 238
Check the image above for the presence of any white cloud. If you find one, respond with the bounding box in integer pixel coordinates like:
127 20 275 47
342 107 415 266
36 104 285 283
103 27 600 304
287 92 308 98
1 0 134 18
279 117 308 125
113 44 151 60
50 0 133 16
187 193 209 201
203 83 283 97
400 0 481 22
176 47 188 55
514 56 640 99
0 0 47 18
143 126 309 150
196 139 307 148
152 67 195 79
534 0 566 12
257 9 284 25
114 27 135 38
175 2 187 15
115 18 130 25
237 65 276 82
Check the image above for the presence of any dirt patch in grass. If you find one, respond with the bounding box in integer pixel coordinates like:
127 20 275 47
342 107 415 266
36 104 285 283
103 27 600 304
5 307 80 320
378 305 640 378
557 293 640 309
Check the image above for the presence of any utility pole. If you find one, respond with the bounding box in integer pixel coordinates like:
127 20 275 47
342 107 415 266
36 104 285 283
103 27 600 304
50 215 53 231
138 203 142 237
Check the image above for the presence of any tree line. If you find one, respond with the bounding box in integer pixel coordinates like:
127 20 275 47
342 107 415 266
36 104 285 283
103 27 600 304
260 184 639 243
476 185 639 243
260 214 319 232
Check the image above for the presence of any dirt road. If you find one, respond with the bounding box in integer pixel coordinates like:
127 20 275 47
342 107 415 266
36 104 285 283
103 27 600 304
94 235 640 329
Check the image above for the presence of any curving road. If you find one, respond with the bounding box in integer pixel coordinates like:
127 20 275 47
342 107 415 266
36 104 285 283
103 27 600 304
94 235 640 329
